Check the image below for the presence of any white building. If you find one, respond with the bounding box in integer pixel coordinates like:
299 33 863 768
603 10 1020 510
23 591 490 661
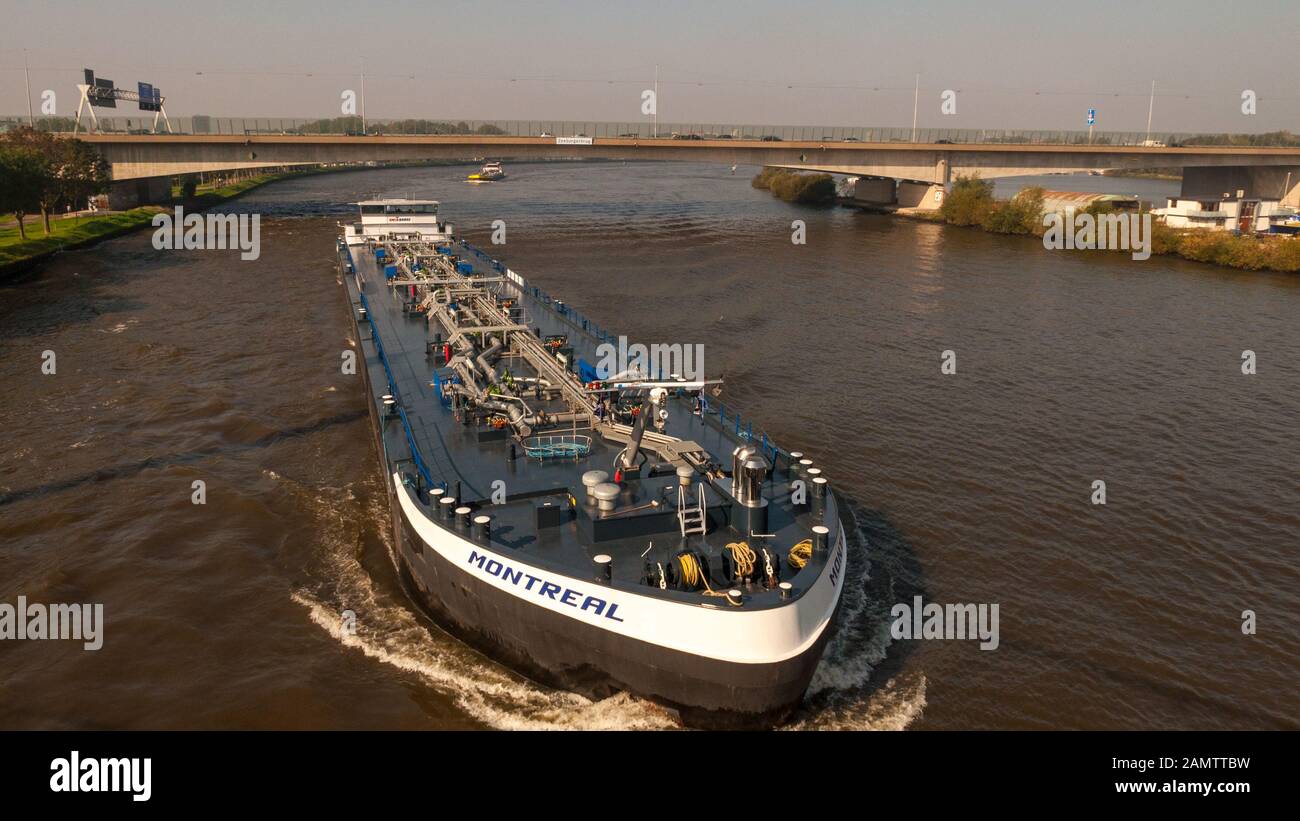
1153 196 1297 234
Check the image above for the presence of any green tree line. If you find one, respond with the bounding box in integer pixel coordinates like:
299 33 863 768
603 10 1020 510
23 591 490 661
292 117 507 136
939 175 1300 272
0 127 110 240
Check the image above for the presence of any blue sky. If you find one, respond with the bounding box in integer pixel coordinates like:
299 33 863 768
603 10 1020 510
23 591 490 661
4 0 1298 132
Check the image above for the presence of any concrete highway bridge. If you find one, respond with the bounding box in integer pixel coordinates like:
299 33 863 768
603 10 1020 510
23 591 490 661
75 132 1300 209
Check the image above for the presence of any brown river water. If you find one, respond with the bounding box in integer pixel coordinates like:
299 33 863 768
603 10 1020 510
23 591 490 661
1 162 1296 730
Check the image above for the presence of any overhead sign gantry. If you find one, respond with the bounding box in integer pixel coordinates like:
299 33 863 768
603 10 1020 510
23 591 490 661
73 69 173 134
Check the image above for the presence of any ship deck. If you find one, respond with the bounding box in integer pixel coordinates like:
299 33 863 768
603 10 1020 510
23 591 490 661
341 237 841 610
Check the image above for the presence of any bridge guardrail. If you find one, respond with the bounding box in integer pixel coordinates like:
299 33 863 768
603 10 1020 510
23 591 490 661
4 115 1299 147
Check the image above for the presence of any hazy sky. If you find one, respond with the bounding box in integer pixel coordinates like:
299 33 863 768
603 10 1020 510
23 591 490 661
5 0 1299 133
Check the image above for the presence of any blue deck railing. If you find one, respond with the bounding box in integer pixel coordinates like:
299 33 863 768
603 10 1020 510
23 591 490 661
357 288 436 490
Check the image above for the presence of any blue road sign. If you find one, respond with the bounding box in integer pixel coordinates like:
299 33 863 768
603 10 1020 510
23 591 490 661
1087 108 1096 125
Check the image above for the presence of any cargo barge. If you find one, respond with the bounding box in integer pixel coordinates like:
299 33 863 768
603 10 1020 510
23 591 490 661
337 198 848 727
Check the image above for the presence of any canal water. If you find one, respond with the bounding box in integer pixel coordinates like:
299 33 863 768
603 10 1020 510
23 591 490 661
1 162 1296 730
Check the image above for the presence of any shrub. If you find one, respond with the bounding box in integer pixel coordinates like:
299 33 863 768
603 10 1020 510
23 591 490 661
769 172 836 204
981 187 1045 235
940 175 995 226
751 167 784 190
751 168 836 204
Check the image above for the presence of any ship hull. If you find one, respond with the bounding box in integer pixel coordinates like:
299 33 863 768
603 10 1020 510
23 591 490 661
386 488 842 727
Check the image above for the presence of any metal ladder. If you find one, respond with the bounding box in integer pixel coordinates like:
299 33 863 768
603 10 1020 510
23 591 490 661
678 482 707 537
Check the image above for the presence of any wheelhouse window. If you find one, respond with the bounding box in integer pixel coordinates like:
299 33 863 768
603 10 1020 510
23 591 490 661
386 204 437 214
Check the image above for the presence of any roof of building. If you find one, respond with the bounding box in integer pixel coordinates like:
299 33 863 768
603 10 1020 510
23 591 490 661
1036 190 1139 204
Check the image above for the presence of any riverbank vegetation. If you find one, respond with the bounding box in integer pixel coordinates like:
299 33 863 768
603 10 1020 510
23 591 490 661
1103 168 1181 180
0 168 291 275
0 208 163 268
0 127 110 239
752 168 837 204
294 116 507 136
935 175 1299 272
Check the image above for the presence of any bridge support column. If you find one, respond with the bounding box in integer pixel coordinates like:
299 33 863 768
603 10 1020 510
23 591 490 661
1182 166 1300 207
842 176 897 208
897 181 945 211
107 176 172 210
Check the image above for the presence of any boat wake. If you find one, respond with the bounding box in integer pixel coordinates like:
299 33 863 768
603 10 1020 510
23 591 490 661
786 498 927 730
286 473 678 730
285 470 921 730
291 589 679 730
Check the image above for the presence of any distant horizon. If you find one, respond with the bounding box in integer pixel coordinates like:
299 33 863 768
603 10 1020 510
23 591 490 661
5 0 1299 133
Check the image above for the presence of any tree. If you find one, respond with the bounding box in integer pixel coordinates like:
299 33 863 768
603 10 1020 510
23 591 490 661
2 126 109 234
178 174 199 200
3 127 60 234
49 137 110 217
0 146 49 240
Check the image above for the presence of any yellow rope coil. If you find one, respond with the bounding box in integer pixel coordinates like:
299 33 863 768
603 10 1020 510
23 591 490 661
725 541 757 579
788 539 813 570
675 553 740 605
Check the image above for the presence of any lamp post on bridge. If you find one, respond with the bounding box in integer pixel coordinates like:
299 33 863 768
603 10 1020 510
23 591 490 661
911 73 919 143
1144 80 1155 145
23 49 34 126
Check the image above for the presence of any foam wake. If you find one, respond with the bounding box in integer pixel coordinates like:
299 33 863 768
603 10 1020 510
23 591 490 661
786 499 928 730
291 589 678 730
287 476 677 730
285 470 920 730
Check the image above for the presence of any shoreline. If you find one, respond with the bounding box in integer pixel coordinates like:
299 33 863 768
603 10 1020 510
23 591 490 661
836 197 1299 274
0 172 294 282
888 208 1300 274
0 161 456 283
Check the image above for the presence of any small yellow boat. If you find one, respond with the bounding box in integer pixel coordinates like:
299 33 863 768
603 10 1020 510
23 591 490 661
467 161 506 182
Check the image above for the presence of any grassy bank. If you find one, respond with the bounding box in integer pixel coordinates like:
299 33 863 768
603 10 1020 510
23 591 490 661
937 176 1300 273
752 168 837 204
0 207 164 269
1 170 296 277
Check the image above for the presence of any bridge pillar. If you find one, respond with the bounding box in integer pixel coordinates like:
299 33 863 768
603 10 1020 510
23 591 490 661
897 181 945 211
1181 166 1300 207
107 176 172 210
843 176 897 207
